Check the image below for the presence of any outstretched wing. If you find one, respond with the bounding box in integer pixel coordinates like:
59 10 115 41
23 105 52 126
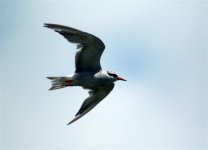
67 83 114 125
44 23 105 73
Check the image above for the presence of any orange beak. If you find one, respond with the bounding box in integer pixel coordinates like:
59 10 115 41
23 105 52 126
117 76 127 81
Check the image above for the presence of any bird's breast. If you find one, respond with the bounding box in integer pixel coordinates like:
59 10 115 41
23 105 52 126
73 72 112 89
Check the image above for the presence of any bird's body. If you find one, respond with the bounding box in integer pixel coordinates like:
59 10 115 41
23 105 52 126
48 71 115 90
44 23 126 125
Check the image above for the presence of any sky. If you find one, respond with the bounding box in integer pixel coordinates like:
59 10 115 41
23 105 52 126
1 0 207 150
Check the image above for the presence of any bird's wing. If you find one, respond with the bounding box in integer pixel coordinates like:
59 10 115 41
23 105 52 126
67 83 114 125
44 23 105 73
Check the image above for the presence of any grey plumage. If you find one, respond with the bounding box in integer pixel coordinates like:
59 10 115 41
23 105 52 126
67 83 114 125
44 23 126 125
44 23 105 73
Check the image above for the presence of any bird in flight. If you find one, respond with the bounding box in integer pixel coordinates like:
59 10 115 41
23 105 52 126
44 23 126 125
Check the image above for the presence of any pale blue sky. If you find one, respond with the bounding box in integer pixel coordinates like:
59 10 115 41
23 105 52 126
1 0 207 150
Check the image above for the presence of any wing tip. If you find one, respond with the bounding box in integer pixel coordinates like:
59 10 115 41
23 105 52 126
43 23 65 33
43 23 57 30
67 121 74 126
66 116 80 126
43 23 58 30
43 23 50 27
67 122 72 126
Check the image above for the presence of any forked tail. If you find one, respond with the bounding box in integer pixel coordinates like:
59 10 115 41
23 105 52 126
47 76 73 90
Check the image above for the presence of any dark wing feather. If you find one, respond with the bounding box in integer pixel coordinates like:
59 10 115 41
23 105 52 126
67 83 114 125
44 23 105 73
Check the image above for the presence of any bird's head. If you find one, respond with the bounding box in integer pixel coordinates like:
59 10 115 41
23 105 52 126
107 71 127 81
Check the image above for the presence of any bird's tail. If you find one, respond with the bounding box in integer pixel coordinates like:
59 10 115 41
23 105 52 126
47 76 73 90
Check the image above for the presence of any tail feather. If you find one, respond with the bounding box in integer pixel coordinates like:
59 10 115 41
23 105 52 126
47 76 72 90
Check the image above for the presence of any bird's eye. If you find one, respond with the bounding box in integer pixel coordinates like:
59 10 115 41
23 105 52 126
107 71 118 78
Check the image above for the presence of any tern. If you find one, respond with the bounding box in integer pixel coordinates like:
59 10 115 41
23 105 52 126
44 23 126 125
